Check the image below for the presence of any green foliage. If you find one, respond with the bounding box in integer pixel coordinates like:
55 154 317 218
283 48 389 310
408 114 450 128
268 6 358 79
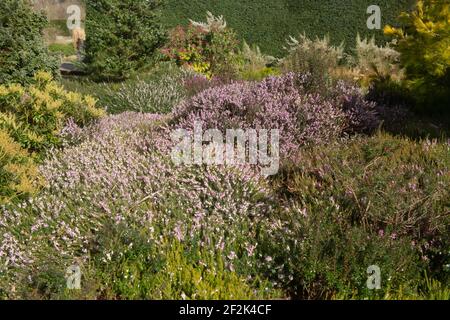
48 43 77 57
384 0 450 112
0 0 59 85
161 0 414 57
92 233 274 300
84 0 167 81
240 67 280 82
162 12 241 79
334 276 450 300
0 129 41 205
19 223 279 300
268 133 450 298
0 72 105 156
47 20 84 37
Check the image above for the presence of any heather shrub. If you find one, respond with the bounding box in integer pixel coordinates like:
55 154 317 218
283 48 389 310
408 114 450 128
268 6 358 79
0 129 41 205
161 12 241 79
62 62 190 114
172 73 309 158
0 0 59 85
266 133 450 298
280 34 344 91
18 223 278 300
81 230 277 300
84 0 166 81
182 74 228 97
172 73 379 159
331 81 380 134
0 72 105 155
99 74 187 114
0 112 279 298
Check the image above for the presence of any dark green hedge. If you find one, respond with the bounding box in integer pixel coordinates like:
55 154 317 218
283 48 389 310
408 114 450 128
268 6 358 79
161 0 415 57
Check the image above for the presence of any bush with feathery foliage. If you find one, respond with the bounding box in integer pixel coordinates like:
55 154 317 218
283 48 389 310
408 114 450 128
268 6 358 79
280 34 344 91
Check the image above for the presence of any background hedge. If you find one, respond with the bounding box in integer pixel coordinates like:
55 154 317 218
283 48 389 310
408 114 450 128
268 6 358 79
161 0 415 56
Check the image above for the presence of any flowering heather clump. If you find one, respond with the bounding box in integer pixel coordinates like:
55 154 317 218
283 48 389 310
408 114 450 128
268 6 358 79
182 73 228 97
0 112 278 296
172 73 311 158
100 73 189 114
331 81 380 134
172 73 379 158
267 133 450 298
60 112 167 146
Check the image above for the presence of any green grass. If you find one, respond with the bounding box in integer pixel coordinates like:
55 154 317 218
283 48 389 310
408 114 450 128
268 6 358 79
333 275 450 300
47 20 85 37
48 43 76 56
161 0 415 57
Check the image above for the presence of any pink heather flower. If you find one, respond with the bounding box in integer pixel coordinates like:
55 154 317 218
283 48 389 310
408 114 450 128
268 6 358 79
171 73 379 161
2 111 277 272
227 251 237 260
300 208 307 217
246 244 257 257
174 225 184 242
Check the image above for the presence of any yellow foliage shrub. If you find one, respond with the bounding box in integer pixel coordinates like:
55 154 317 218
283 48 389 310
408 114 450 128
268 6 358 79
0 71 106 155
0 129 41 204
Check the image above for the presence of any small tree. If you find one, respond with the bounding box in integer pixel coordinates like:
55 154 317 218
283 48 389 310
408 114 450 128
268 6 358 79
0 0 59 85
84 0 166 81
384 0 450 112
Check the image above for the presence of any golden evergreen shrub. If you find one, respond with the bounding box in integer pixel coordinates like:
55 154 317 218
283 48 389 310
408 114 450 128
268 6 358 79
0 71 105 155
0 129 41 205
384 0 450 111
